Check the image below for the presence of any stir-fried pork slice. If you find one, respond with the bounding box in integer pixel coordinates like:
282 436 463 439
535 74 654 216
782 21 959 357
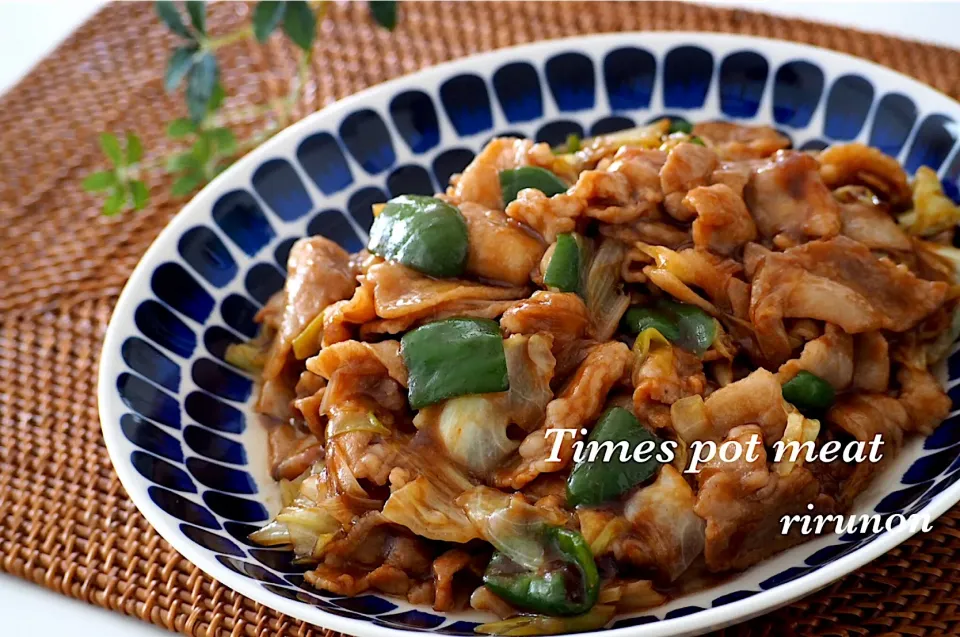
365 261 527 324
660 142 718 221
432 549 483 612
268 422 322 481
292 371 327 437
852 331 890 392
261 237 355 382
692 121 791 161
686 183 758 256
709 160 761 197
573 147 666 224
504 189 582 243
322 277 377 347
826 394 907 508
505 147 668 237
501 291 591 375
836 187 912 251
257 377 298 422
897 365 951 434
459 202 546 286
777 324 854 391
702 368 787 444
451 138 536 209
493 341 631 489
633 344 707 430
308 340 408 387
600 219 691 250
744 151 841 245
616 465 705 581
255 290 285 331
695 425 831 572
819 143 913 208
750 236 948 364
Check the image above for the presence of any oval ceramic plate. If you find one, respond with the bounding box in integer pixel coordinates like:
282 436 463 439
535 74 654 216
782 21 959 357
99 32 960 637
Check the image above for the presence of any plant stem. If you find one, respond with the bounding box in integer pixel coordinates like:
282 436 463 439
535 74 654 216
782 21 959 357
204 25 254 51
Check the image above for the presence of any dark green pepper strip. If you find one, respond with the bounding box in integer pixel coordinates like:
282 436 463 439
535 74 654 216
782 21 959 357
500 167 568 206
621 299 716 355
668 119 693 134
400 318 508 409
689 135 706 146
483 527 599 616
566 407 665 507
543 233 584 294
367 195 468 278
782 371 835 416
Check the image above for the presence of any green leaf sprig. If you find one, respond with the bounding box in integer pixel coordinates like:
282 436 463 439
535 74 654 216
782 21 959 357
82 133 149 215
85 1 399 217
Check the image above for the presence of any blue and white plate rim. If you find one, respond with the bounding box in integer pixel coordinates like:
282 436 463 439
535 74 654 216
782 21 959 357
98 31 960 637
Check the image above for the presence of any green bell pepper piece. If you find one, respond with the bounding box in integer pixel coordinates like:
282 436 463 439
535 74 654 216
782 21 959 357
621 299 716 355
689 135 706 146
668 119 693 134
367 194 468 278
566 407 664 507
483 527 599 616
400 318 508 409
782 371 835 416
543 233 585 294
500 167 568 206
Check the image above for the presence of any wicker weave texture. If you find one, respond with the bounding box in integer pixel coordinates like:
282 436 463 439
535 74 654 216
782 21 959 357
2 2 960 635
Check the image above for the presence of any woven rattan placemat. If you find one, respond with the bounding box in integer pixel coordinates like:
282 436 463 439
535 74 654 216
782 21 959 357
3 2 960 635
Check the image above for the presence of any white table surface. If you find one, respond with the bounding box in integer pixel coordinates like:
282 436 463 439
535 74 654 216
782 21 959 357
1 1 958 634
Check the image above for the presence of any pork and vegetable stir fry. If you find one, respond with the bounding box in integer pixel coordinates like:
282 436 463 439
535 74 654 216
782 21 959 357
229 118 960 634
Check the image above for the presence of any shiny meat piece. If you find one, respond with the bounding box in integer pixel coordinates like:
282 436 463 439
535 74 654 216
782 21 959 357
777 324 854 391
458 202 546 286
837 188 911 251
750 236 948 364
307 340 408 387
686 183 758 256
600 220 691 250
361 300 518 338
267 422 321 481
695 425 829 572
897 366 951 434
365 261 527 321
321 277 377 347
620 465 705 581
505 148 667 237
432 549 480 612
692 121 791 161
261 237 355 381
255 290 285 331
826 394 907 508
660 142 718 221
709 160 760 197
633 345 706 430
573 147 666 224
501 291 590 364
819 143 912 208
703 368 787 444
493 341 632 489
852 332 890 392
744 151 841 243
504 189 581 243
256 376 297 421
451 137 535 210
